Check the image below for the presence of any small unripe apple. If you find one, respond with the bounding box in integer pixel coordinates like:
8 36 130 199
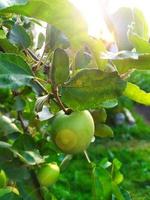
51 110 95 154
91 109 107 123
0 170 7 188
94 124 114 138
37 163 60 187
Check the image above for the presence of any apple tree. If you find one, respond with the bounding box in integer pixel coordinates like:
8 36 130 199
0 0 149 199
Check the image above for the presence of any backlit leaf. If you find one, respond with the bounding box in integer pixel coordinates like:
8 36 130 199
0 0 88 47
123 82 150 106
61 69 126 110
0 53 33 89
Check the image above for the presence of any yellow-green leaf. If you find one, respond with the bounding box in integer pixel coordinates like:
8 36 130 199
123 82 150 105
128 31 150 53
0 0 88 48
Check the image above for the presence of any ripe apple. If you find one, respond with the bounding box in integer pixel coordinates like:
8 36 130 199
51 110 95 154
37 163 60 187
0 170 7 188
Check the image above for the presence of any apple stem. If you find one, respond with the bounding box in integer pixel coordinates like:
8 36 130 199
84 150 91 164
52 86 70 114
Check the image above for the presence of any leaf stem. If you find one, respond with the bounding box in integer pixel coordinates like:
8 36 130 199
84 150 91 164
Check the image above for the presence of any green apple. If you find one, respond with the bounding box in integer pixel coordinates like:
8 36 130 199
51 110 94 154
0 170 7 188
91 108 107 123
37 163 60 187
94 124 114 138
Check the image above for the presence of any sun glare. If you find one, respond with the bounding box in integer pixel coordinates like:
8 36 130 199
70 0 150 41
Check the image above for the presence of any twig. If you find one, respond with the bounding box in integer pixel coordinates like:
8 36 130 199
17 111 29 134
34 47 45 71
26 48 49 69
30 169 45 200
52 86 70 114
33 79 49 95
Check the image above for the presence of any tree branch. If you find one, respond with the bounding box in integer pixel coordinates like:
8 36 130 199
17 111 29 134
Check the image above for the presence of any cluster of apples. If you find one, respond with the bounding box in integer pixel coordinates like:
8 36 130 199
37 110 94 187
0 110 113 189
38 109 113 187
36 109 113 187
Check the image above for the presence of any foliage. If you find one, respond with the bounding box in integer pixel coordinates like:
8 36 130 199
0 0 149 199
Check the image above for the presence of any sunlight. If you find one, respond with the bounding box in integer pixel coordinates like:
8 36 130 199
70 0 150 41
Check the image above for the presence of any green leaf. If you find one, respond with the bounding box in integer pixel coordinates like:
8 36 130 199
128 70 150 92
51 48 69 86
2 19 15 29
0 141 12 149
112 159 124 185
0 141 43 166
13 134 36 151
16 150 44 165
123 82 150 106
0 0 88 47
0 38 20 53
61 69 126 110
97 166 112 200
17 179 40 200
133 8 149 40
110 7 133 50
0 0 27 9
87 38 107 70
110 7 149 50
8 24 31 49
75 50 91 69
112 53 150 73
36 32 45 50
0 115 20 136
2 160 30 182
120 189 133 200
0 29 6 39
45 25 61 51
35 95 50 113
0 53 33 89
112 183 124 200
99 158 112 169
13 135 44 165
128 31 150 53
91 165 103 200
42 187 57 200
13 96 26 111
94 124 114 138
100 99 118 108
45 25 70 51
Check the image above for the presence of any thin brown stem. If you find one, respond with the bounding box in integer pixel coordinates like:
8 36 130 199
35 47 45 71
33 79 48 94
17 111 29 134
26 48 49 69
52 87 67 113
